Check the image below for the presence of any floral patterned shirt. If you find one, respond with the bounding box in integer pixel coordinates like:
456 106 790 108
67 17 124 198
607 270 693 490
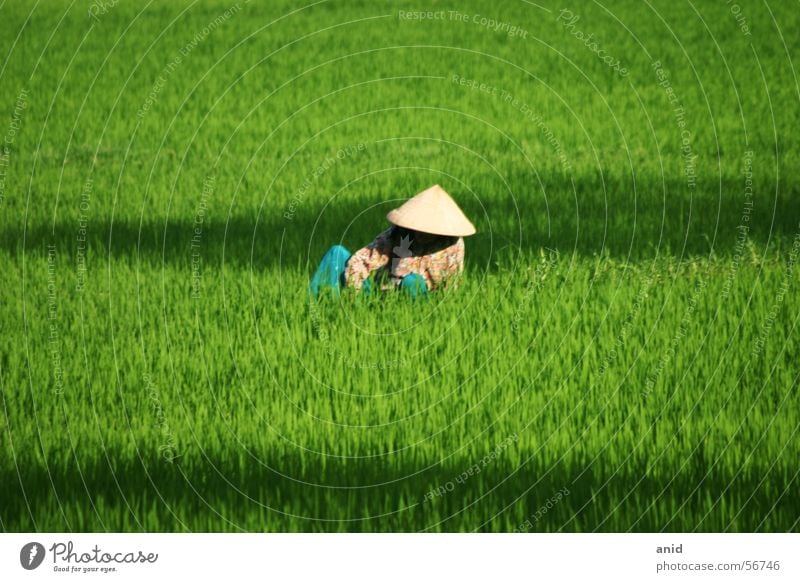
345 227 465 291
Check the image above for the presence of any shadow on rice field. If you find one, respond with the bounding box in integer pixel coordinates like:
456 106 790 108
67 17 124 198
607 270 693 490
5 177 799 271
2 453 796 532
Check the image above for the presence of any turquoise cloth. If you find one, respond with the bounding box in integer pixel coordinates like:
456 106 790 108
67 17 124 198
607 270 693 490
309 245 351 297
309 244 427 299
399 272 427 300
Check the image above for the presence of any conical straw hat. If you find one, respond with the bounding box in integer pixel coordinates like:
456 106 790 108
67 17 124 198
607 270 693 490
386 185 476 237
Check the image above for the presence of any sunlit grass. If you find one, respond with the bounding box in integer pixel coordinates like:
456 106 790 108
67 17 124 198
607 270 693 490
1 0 798 531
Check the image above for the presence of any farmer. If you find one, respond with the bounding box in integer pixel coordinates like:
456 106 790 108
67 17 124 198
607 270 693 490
310 184 476 298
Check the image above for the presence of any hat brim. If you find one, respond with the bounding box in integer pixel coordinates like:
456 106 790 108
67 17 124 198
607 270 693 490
386 210 477 237
386 185 477 237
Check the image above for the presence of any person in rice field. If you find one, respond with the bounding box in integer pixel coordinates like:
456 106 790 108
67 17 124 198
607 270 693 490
310 185 476 299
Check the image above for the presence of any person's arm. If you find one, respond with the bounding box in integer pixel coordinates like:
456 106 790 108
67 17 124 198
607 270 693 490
453 237 465 274
344 228 393 290
426 237 465 290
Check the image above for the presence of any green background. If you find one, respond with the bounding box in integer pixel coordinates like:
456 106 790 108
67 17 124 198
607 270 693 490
1 0 798 531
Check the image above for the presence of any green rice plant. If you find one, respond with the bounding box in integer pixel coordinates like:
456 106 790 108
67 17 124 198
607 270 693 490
1 0 798 532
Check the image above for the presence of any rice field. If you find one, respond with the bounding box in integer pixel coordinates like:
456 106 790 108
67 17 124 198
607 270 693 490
1 0 798 532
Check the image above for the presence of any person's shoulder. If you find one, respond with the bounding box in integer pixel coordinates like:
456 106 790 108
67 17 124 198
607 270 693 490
452 237 465 258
